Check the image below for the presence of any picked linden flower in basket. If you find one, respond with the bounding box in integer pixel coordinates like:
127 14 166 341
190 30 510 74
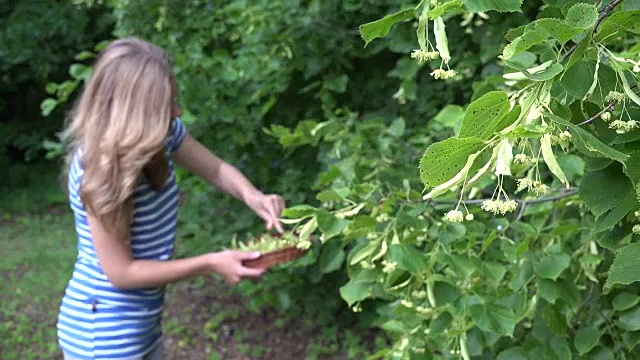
230 230 313 271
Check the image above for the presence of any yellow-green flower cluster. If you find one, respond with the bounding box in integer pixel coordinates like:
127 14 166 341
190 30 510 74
605 91 626 103
382 259 397 273
443 210 464 223
633 224 640 235
430 68 456 80
609 119 638 134
411 49 439 63
514 153 532 164
481 199 518 215
517 179 550 196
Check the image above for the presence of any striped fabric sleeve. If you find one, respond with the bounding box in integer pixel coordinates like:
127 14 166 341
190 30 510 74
168 117 187 153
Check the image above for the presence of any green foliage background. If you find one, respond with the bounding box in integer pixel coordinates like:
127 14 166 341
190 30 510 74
19 0 640 358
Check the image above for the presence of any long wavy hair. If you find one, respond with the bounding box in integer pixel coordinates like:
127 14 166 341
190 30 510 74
62 38 175 229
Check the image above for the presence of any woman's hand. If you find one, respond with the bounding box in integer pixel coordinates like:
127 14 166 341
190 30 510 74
246 193 286 233
206 251 265 284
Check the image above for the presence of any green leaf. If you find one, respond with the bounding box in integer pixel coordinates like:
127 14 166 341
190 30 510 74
613 292 640 312
434 104 464 132
561 60 596 98
618 306 640 331
565 3 598 29
536 253 570 280
40 98 58 116
575 327 601 355
542 304 567 336
469 303 517 337
622 330 640 351
502 23 547 59
497 347 529 360
349 240 380 265
540 134 569 187
566 30 593 69
318 241 346 273
579 167 633 218
538 279 560 304
535 18 582 44
461 0 523 12
459 91 511 139
359 9 415 46
595 11 640 42
545 113 628 164
419 137 485 188
428 0 464 18
69 63 92 81
504 59 564 81
281 205 317 219
316 209 350 240
594 193 635 233
605 243 640 291
316 188 349 202
388 244 428 275
387 118 406 138
339 280 373 306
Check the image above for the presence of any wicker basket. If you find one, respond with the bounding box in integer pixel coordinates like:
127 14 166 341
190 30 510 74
243 246 309 270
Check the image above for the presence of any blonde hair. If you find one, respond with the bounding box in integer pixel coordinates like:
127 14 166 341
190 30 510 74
62 37 175 229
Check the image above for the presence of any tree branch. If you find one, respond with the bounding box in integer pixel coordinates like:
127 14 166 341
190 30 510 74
578 102 615 126
578 83 638 126
429 187 578 206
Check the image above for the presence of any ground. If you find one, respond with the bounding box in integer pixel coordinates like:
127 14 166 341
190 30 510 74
0 208 381 360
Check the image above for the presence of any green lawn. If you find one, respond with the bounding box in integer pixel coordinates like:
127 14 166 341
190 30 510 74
0 210 77 359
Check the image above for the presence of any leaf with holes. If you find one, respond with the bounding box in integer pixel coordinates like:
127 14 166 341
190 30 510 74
419 137 485 189
459 91 511 139
565 3 598 29
359 9 415 47
535 18 582 44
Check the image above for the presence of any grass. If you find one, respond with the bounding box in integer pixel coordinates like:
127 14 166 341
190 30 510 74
0 211 77 359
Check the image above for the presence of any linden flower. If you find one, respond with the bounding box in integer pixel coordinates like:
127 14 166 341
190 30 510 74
296 240 312 250
400 299 414 308
531 182 550 196
601 112 612 121
633 225 640 235
382 259 397 273
481 199 518 215
609 120 638 133
514 153 531 164
444 210 464 223
411 49 439 63
605 91 626 103
430 68 457 80
517 178 533 192
558 130 572 142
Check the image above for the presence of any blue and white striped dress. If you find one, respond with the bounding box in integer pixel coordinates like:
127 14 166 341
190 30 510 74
57 118 186 359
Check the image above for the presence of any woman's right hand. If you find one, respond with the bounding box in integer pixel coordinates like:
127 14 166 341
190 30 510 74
206 250 265 284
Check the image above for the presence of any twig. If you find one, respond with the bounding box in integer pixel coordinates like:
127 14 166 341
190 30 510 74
429 187 578 205
593 0 624 34
578 83 638 126
578 102 615 126
561 0 624 61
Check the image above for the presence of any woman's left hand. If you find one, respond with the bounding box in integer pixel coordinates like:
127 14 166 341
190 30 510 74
247 193 286 233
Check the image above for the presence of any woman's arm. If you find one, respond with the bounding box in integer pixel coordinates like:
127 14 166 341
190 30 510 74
173 132 285 232
89 213 264 290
